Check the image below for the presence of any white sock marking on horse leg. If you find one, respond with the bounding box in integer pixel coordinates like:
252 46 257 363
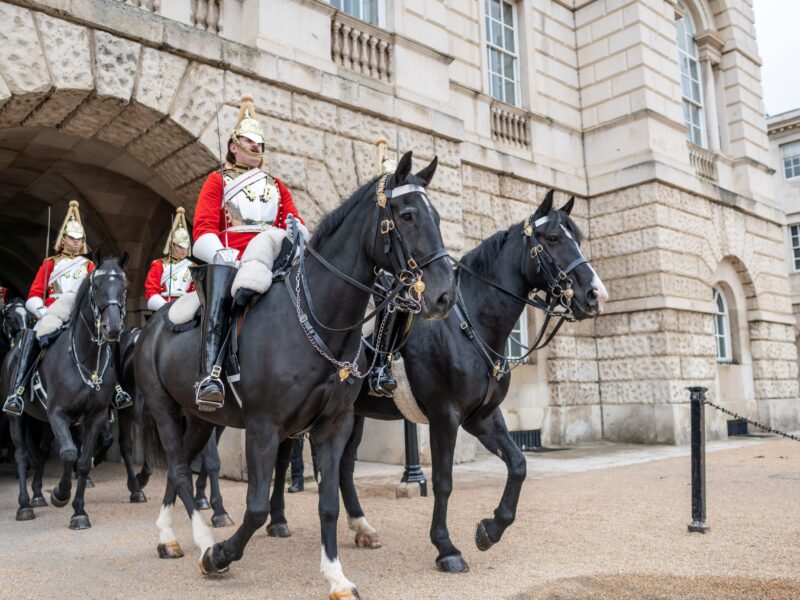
347 515 377 535
191 510 215 558
320 544 355 594
156 504 177 544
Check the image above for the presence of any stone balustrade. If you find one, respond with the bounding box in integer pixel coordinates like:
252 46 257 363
491 104 530 149
120 0 159 10
191 0 223 34
117 0 222 34
688 142 718 182
331 12 393 83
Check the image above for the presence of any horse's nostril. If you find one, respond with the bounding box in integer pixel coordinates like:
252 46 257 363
586 289 598 306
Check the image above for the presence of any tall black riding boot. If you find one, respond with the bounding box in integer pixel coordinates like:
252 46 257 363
192 264 237 412
367 311 413 397
3 329 39 416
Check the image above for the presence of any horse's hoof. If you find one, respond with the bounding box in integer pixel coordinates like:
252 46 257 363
30 496 48 508
16 507 35 521
69 514 91 530
130 490 147 503
436 554 470 573
50 488 70 508
195 497 211 511
475 520 494 552
84 477 95 489
211 513 234 528
355 531 382 549
157 541 184 559
199 547 229 575
266 522 292 538
329 588 360 599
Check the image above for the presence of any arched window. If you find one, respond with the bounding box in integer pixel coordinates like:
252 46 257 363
675 6 706 147
713 287 732 363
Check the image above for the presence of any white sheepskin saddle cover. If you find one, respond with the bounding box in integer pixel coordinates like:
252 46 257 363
167 229 287 326
390 358 429 424
34 292 76 339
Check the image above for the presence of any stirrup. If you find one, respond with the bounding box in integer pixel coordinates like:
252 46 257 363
2 391 24 416
112 385 133 410
195 366 224 412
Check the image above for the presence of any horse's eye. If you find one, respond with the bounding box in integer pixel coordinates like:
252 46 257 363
401 212 414 222
545 235 560 243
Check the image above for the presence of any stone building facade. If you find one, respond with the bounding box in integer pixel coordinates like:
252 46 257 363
0 0 796 471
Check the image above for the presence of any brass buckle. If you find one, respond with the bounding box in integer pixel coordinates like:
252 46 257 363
558 271 567 280
530 244 543 259
377 174 389 208
210 365 222 378
380 219 395 235
299 313 308 323
407 258 418 270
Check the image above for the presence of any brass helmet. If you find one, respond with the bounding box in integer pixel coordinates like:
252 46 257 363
163 207 191 256
55 200 88 254
230 94 265 160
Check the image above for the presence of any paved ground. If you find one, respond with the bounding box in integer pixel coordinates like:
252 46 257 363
0 435 798 599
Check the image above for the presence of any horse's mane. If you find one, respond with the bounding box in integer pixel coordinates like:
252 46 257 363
310 177 379 247
460 207 583 277
69 256 125 321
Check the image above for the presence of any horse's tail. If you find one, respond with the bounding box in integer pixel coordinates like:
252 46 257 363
135 390 167 470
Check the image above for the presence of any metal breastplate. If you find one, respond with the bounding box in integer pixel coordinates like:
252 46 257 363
222 169 280 233
49 256 89 296
161 259 193 297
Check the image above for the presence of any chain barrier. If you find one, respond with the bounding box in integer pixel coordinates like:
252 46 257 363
701 398 800 442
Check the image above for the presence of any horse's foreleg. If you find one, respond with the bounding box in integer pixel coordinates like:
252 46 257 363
9 415 34 521
266 437 293 538
156 480 184 559
49 408 76 507
119 409 146 503
340 415 380 549
203 420 279 575
314 413 359 599
429 414 468 573
194 459 210 510
29 423 52 507
69 411 107 530
204 433 233 528
463 408 526 552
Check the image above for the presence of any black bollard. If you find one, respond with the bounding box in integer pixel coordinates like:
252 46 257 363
401 419 427 497
687 386 710 533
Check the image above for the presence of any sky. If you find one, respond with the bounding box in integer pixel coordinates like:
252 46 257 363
753 0 800 117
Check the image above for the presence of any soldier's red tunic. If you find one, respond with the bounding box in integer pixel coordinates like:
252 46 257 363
192 170 302 262
28 254 95 312
144 257 195 311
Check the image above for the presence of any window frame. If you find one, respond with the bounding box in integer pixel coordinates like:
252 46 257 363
330 0 383 27
781 142 800 180
712 287 733 364
790 224 800 271
484 0 521 107
675 8 707 148
505 310 529 361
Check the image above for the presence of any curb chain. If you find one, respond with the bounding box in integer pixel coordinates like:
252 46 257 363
702 398 800 442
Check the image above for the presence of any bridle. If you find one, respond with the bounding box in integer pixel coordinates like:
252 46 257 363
70 269 126 390
289 173 449 381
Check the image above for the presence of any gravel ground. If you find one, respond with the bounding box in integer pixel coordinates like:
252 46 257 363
0 436 797 600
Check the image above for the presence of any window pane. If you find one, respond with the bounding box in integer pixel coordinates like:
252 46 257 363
505 78 516 105
503 52 514 78
491 73 503 98
504 26 515 52
503 0 513 26
491 21 504 46
490 0 501 20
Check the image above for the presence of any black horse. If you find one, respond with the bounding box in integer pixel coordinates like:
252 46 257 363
0 299 35 462
274 190 608 572
0 252 129 527
136 152 456 598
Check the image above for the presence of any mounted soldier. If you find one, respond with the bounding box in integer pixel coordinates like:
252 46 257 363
191 94 308 411
3 201 95 416
145 207 195 311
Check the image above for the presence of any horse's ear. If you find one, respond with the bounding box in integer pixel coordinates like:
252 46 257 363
415 155 438 188
91 247 103 265
119 251 130 271
561 196 575 215
534 189 555 219
395 151 413 182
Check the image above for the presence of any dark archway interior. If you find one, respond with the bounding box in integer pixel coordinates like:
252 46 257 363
0 127 185 322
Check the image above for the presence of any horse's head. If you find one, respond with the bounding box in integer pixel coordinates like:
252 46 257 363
3 298 33 341
370 151 456 319
89 249 129 343
522 190 608 320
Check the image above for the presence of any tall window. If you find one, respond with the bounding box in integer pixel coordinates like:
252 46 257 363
485 0 519 106
713 288 732 364
675 8 706 147
781 142 800 179
331 0 380 26
505 311 528 360
790 225 800 271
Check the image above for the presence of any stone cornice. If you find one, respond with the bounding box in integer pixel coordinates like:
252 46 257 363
601 297 717 316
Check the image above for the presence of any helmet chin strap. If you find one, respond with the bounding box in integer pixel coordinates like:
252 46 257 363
231 133 264 158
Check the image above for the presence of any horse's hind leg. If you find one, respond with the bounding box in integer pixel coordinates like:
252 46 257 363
193 463 210 510
69 411 108 530
204 430 233 528
463 408 526 552
202 419 279 575
30 423 53 507
119 408 146 503
341 415 380 549
266 437 293 538
49 408 77 507
156 480 184 559
9 415 34 521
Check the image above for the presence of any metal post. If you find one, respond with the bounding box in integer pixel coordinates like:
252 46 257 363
687 386 710 533
401 419 427 497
